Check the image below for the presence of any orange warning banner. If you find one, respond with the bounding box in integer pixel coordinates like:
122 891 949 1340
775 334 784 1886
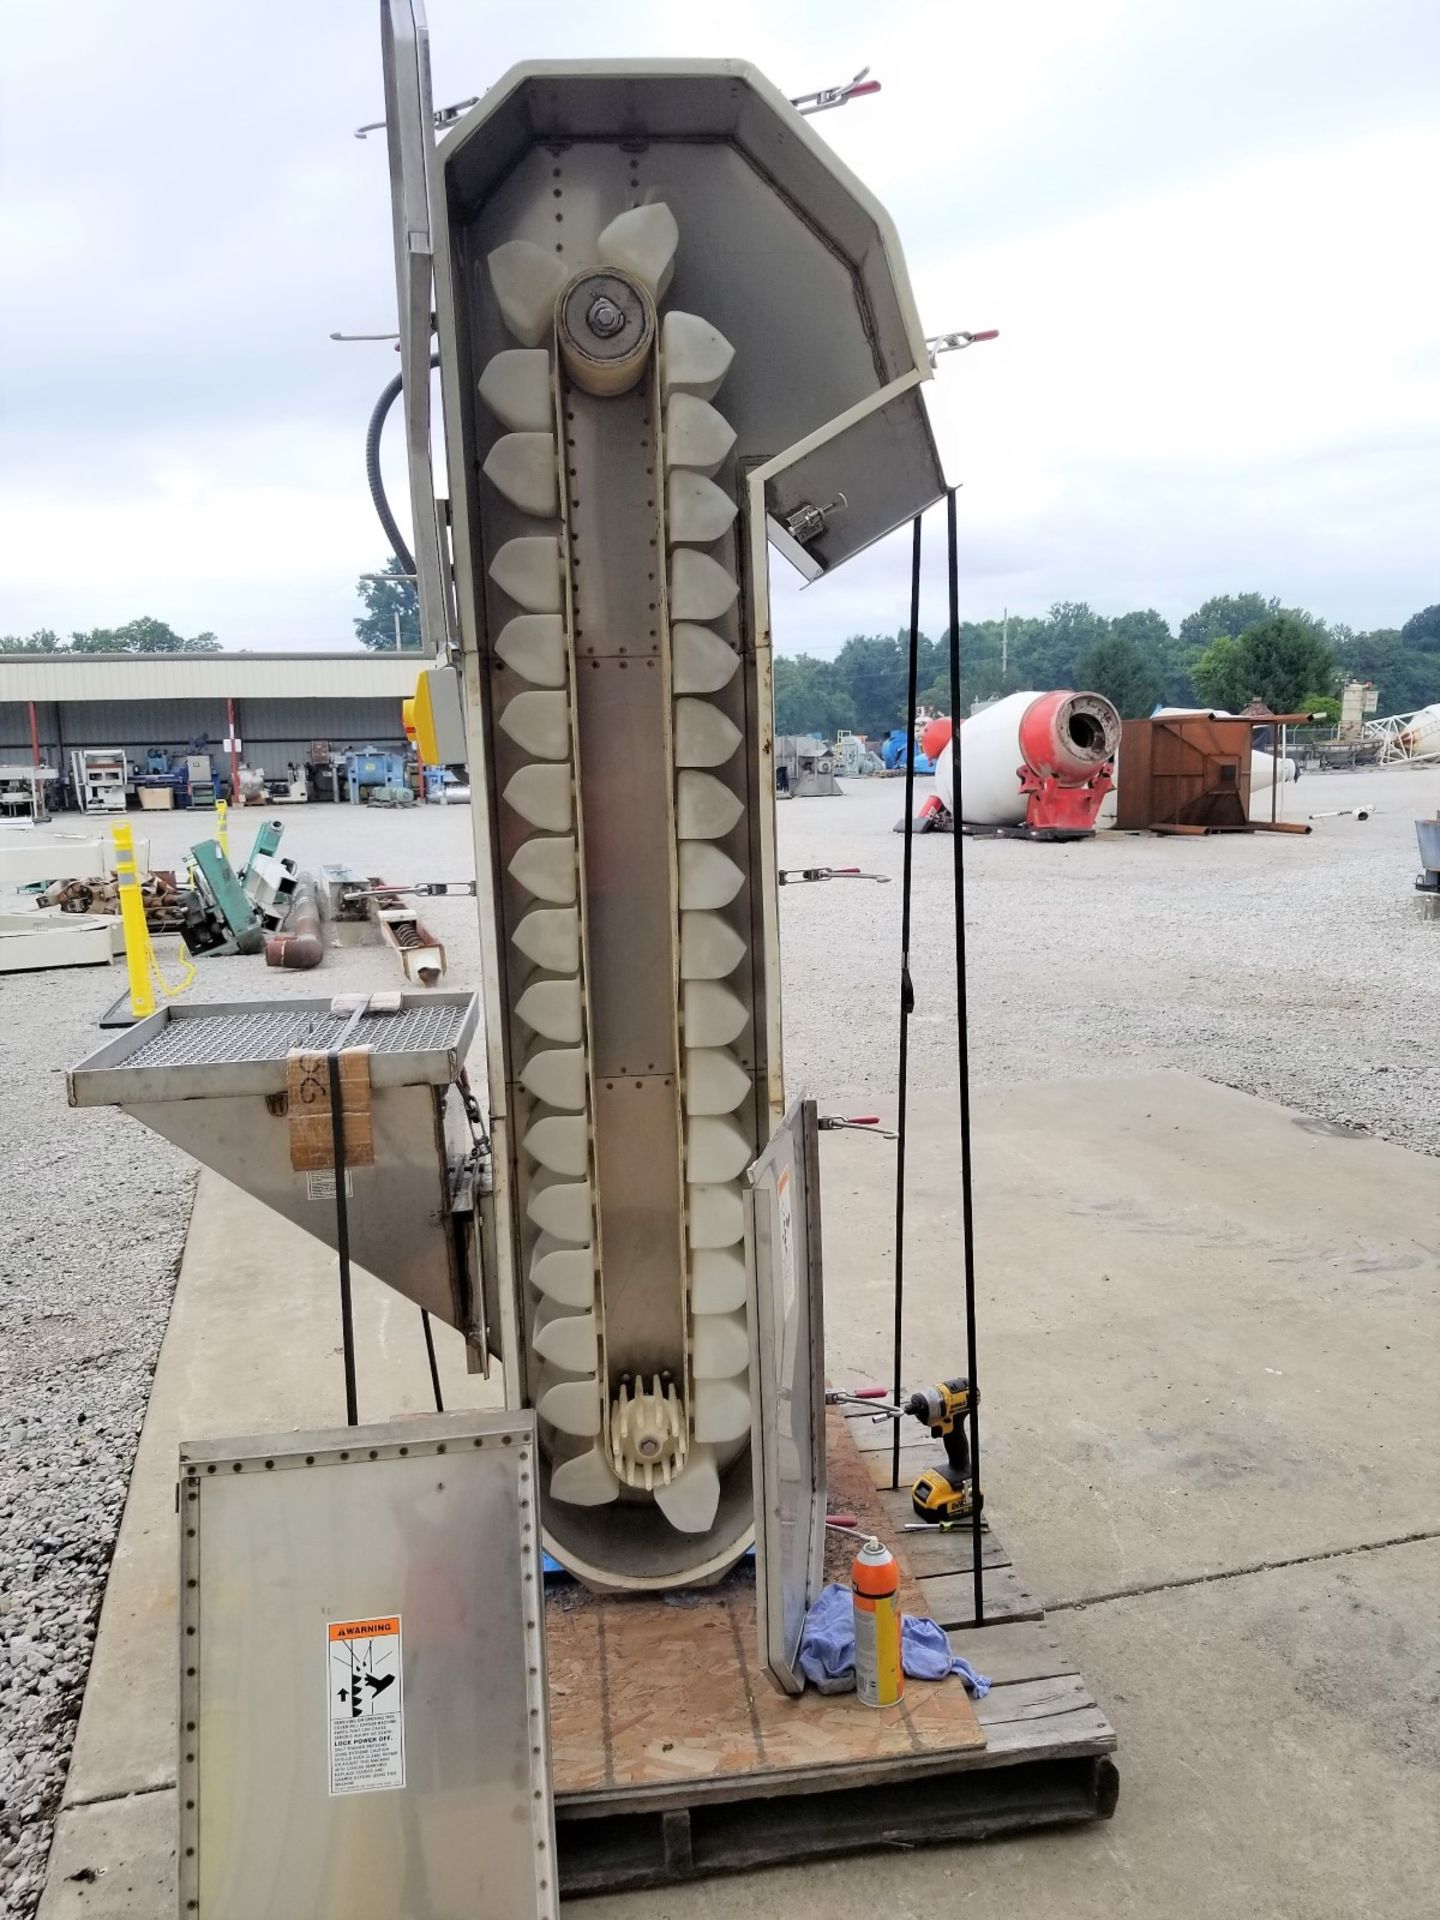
328 1616 400 1643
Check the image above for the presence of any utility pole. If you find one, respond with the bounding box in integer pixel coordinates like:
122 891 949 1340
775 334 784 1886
1001 607 1009 686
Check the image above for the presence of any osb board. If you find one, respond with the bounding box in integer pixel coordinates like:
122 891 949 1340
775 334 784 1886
546 1411 984 1806
547 1578 984 1802
822 1406 926 1608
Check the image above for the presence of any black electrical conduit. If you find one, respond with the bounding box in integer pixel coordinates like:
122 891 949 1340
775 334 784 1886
364 354 441 580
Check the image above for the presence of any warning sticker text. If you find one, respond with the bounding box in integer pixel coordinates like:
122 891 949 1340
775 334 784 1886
327 1614 405 1796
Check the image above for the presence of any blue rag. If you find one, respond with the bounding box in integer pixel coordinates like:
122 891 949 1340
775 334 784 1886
797 1583 991 1697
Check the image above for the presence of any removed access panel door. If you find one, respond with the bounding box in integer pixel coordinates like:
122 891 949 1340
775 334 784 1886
746 1099 827 1696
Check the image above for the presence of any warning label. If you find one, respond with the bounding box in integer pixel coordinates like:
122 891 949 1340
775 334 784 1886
306 1168 354 1202
327 1615 405 1796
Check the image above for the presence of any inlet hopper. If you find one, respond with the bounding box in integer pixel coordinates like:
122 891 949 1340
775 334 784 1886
68 997 489 1342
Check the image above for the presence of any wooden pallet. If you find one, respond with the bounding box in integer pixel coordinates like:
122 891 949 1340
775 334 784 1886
546 1412 1117 1895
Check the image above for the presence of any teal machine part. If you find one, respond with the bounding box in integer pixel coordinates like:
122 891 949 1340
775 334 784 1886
189 839 265 955
239 818 299 931
237 817 285 880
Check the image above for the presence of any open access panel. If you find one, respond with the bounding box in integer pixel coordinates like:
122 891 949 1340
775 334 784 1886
177 1410 555 1920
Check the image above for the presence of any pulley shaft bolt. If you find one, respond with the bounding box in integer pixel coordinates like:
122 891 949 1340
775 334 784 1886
586 295 626 339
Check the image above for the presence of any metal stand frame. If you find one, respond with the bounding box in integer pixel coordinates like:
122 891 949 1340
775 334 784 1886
890 517 923 1491
888 495 987 1626
946 487 985 1624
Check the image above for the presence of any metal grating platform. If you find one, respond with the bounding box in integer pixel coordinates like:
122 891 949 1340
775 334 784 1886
121 1003 469 1070
67 993 480 1106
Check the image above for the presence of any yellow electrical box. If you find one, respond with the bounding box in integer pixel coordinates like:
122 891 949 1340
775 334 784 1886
411 666 467 766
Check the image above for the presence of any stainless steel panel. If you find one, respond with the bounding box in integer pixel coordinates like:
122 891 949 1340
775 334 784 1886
588 1076 684 1378
573 658 675 1078
745 1099 826 1695
380 0 450 656
456 142 879 493
763 379 944 575
135 1085 465 1329
179 1410 555 1920
439 62 932 386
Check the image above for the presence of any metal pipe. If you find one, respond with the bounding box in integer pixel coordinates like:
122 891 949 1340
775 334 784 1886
422 1310 445 1413
265 876 324 969
28 701 40 767
890 514 924 1492
946 487 984 1626
327 1053 360 1425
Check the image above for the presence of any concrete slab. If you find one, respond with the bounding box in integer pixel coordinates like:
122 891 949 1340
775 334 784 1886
53 1171 498 1814
40 1072 1440 1918
45 1541 1440 1920
570 1538 1440 1920
37 1794 173 1920
816 1070 1440 1607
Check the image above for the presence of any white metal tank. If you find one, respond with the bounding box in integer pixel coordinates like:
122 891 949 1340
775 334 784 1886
1397 704 1440 755
935 688 1121 826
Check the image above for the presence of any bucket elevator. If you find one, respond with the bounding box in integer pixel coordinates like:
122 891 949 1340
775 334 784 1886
68 47 947 1594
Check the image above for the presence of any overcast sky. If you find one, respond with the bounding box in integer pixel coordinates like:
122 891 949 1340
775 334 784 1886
3 0 1437 656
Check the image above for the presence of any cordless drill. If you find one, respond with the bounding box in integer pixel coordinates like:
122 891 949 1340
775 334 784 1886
905 1378 980 1523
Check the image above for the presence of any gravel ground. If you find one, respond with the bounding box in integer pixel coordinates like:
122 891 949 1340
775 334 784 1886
779 766 1440 1151
1 766 1435 1913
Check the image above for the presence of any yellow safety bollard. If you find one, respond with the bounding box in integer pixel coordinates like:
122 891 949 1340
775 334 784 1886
215 799 230 861
111 821 196 1018
112 821 156 1018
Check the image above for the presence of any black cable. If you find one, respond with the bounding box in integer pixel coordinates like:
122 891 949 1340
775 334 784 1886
890 514 924 1491
364 353 440 578
327 1053 359 1427
421 1310 445 1413
946 487 985 1624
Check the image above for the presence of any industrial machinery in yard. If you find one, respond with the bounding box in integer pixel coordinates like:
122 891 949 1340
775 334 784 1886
934 688 1121 837
68 746 127 812
421 51 945 1590
926 694 1305 838
67 17 1116 1906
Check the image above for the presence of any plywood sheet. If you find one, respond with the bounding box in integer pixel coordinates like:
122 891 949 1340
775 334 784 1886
545 1411 984 1804
547 1574 984 1799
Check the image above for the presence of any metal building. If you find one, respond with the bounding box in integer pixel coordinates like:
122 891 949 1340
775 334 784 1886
0 653 417 800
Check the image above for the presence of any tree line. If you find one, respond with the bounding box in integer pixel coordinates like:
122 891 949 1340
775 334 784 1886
775 595 1440 739
1 618 220 655
7 579 1436 728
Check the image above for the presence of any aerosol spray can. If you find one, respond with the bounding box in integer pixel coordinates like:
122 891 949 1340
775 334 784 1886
851 1536 903 1707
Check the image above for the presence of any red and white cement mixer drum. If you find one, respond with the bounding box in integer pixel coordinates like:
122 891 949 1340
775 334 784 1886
935 689 1120 827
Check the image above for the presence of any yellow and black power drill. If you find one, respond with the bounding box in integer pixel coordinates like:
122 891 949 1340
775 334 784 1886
904 1378 981 1523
